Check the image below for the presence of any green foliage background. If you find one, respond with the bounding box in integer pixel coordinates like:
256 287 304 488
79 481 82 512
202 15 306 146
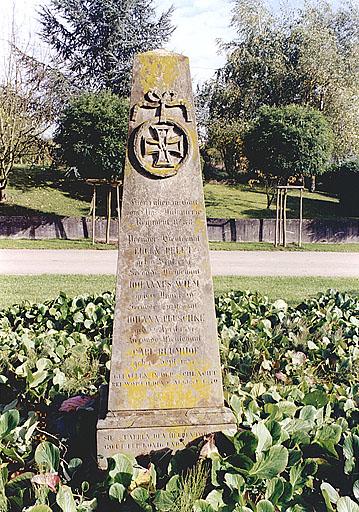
243 105 333 181
39 0 174 95
55 91 129 180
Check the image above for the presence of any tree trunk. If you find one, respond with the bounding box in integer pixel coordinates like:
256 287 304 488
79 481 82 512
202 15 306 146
310 175 316 193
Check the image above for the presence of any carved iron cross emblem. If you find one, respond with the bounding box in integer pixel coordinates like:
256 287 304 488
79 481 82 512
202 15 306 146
132 90 191 178
144 124 184 168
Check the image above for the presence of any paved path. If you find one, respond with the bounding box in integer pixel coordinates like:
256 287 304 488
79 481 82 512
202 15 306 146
0 249 358 277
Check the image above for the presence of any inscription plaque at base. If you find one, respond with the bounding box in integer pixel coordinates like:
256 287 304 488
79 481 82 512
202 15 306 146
97 49 236 466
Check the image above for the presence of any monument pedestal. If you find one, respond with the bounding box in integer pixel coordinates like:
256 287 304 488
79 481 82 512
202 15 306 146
97 407 235 463
97 49 236 466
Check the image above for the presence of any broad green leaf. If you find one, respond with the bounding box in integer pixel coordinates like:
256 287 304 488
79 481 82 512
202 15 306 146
56 485 77 512
35 442 60 472
290 464 304 491
73 311 84 323
273 299 288 311
6 472 34 491
249 445 288 480
303 391 328 408
314 424 342 457
165 475 181 493
108 453 133 487
354 481 359 501
28 506 52 512
266 420 284 445
251 383 266 397
153 490 176 512
337 497 359 512
287 450 302 467
233 430 258 457
230 394 242 419
109 483 126 502
131 487 150 508
29 369 48 389
226 453 254 472
77 498 97 512
252 422 272 454
68 458 82 474
343 434 359 474
0 409 20 439
193 500 216 512
224 473 244 491
256 500 275 512
320 483 339 504
299 405 317 423
53 369 66 388
36 358 51 371
206 489 224 509
265 401 297 420
210 453 222 487
265 477 284 505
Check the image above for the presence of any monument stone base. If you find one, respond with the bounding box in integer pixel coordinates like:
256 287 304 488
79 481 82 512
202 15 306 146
97 407 236 467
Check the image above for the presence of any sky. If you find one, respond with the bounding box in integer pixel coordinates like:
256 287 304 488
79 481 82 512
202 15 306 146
0 0 311 85
0 0 236 85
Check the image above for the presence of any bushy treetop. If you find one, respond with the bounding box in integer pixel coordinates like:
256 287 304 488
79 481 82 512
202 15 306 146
243 104 333 180
200 0 359 160
39 0 174 95
54 91 129 181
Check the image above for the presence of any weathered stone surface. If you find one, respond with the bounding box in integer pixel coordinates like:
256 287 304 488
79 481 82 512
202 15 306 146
97 49 236 465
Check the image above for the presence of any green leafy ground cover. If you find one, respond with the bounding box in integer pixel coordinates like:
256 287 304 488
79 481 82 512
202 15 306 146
0 289 359 511
0 166 340 219
1 240 359 253
1 275 358 308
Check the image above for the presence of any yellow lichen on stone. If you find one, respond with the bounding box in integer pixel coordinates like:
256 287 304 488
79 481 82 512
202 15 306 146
138 52 186 92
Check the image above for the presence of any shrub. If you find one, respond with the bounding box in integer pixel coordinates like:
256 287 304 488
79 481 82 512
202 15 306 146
54 91 129 181
243 105 334 205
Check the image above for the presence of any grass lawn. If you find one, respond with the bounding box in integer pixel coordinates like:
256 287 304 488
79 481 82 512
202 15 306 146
0 165 91 217
0 165 342 220
0 275 357 309
204 182 340 219
209 242 359 252
0 239 117 250
1 239 359 252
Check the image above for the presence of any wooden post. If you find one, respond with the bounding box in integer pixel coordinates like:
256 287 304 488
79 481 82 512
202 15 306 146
275 188 280 246
106 186 112 244
299 187 303 248
278 189 283 246
283 190 287 247
116 184 121 243
92 185 96 245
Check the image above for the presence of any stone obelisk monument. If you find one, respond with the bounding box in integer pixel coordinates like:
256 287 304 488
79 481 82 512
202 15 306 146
97 50 236 463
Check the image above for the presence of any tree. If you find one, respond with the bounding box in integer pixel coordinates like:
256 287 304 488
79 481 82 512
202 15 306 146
54 91 129 181
39 0 174 95
206 120 247 181
201 0 359 162
243 105 333 207
0 43 62 202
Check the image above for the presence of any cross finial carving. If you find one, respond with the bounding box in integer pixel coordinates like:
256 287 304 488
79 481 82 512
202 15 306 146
131 90 192 123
